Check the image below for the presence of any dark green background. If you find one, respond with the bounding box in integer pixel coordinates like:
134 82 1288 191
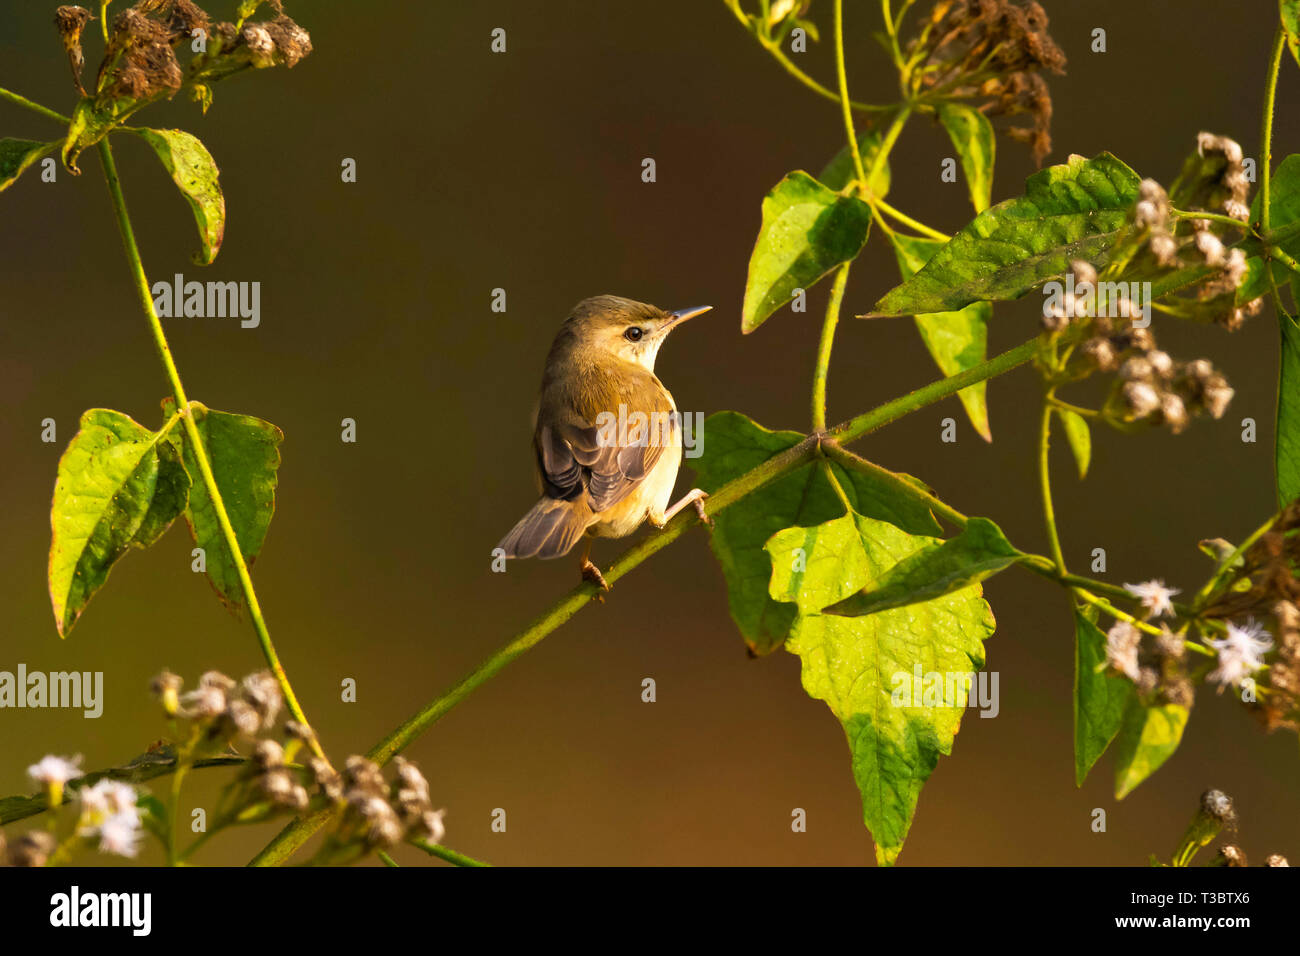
1 0 1297 865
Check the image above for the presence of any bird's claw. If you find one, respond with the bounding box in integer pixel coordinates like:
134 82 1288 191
581 559 612 599
693 494 713 530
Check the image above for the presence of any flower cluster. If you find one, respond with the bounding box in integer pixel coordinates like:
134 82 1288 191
333 756 446 851
906 0 1066 162
153 668 283 743
53 0 310 113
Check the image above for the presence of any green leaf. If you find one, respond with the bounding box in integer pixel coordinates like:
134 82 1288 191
870 152 1142 316
766 511 996 865
1113 699 1189 799
1282 1 1300 70
1055 407 1092 479
1073 608 1135 785
0 749 245 826
741 171 873 333
49 409 190 636
819 130 890 196
691 412 941 655
1279 306 1300 506
1238 154 1300 303
888 233 992 440
823 517 1021 616
937 103 995 213
165 400 283 611
127 128 226 265
0 138 57 192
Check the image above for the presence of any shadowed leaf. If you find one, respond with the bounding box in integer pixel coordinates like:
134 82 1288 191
1073 607 1134 785
164 400 282 611
819 130 890 196
0 138 57 192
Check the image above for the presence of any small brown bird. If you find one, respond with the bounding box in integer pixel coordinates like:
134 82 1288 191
497 295 712 591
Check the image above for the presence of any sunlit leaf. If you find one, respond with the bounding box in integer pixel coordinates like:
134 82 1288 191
1279 306 1300 506
870 153 1142 316
49 409 189 636
1055 407 1092 480
1285 1 1300 70
127 127 226 265
937 102 995 212
1113 699 1189 799
691 412 941 655
766 511 996 865
741 171 872 333
888 233 992 440
823 517 1021 616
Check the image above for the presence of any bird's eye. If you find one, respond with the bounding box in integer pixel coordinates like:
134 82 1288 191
624 326 644 342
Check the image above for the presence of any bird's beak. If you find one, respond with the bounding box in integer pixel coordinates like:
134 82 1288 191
665 305 712 329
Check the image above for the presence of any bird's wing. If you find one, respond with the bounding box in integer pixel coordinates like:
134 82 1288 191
535 383 676 515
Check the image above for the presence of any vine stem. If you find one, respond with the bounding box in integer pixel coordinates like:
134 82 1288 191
248 332 1052 866
1260 26 1285 238
96 139 329 767
1037 394 1067 574
833 0 869 190
812 264 851 433
0 85 70 124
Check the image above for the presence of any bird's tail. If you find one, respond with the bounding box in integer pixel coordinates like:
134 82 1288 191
497 497 592 560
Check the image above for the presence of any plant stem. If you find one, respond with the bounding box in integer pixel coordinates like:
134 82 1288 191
812 262 851 431
1260 26 1285 238
411 840 493 867
722 0 890 116
829 335 1040 443
1037 394 1067 573
833 0 869 190
96 139 329 766
1169 207 1252 233
0 86 70 124
872 196 949 240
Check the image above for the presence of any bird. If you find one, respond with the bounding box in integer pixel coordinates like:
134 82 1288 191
497 295 713 592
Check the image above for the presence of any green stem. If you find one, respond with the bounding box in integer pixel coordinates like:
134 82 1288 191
168 761 188 866
0 86 71 124
812 263 851 431
829 335 1040 444
1038 394 1067 573
96 139 329 767
833 0 869 190
1192 510 1278 610
412 840 493 867
722 0 889 115
1169 207 1251 233
872 196 949 240
1260 26 1285 238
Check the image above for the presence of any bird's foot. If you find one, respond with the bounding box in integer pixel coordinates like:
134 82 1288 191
580 559 612 599
692 493 713 530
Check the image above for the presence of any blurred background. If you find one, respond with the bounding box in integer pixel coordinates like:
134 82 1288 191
1 0 1297 866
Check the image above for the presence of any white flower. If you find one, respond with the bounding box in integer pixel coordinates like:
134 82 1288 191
1206 619 1273 691
27 754 83 787
96 811 143 858
422 808 446 845
78 779 139 820
1125 579 1180 618
1105 621 1142 682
